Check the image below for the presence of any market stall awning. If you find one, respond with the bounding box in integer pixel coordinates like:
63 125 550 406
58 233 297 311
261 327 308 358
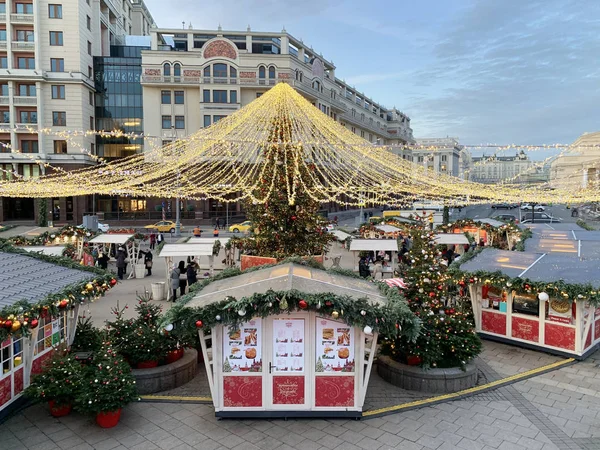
349 239 399 252
458 248 543 278
185 263 388 310
0 251 95 308
478 218 505 228
187 237 230 246
88 234 134 245
329 229 351 241
384 278 407 289
375 225 401 233
434 234 469 245
20 246 66 256
158 243 215 258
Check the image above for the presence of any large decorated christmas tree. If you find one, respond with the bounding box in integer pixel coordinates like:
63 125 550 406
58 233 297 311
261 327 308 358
381 220 481 368
237 113 334 259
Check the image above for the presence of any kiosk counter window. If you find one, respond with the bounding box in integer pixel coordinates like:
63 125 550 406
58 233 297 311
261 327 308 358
1 337 22 377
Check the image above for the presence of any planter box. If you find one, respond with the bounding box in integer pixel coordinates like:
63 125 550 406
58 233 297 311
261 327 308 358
131 348 197 395
377 355 477 394
240 254 324 271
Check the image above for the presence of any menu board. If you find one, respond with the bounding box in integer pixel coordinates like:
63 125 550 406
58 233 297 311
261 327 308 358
272 318 304 373
222 319 262 372
315 317 355 373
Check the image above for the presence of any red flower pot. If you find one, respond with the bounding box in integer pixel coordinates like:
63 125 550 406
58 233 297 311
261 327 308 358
166 349 184 364
136 360 158 369
96 409 122 428
48 400 72 417
406 355 422 366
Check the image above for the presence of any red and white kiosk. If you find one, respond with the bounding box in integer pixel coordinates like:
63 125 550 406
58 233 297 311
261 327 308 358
185 263 388 418
459 249 600 358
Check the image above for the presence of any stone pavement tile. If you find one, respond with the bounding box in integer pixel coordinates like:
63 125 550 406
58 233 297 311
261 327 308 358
396 428 424 443
252 435 285 450
202 426 235 441
189 438 221 450
92 438 122 450
497 442 527 450
515 436 544 450
278 432 307 447
159 416 190 432
511 425 539 439
301 428 328 442
56 436 88 449
417 424 443 438
415 434 444 449
323 424 348 437
155 435 186 450
129 442 159 450
172 444 195 450
457 438 485 450
318 434 345 449
376 431 405 447
356 436 384 450
359 425 385 440
115 432 147 448
340 429 367 444
436 420 460 433
217 434 247 449
332 443 362 450
478 433 504 448
456 427 482 441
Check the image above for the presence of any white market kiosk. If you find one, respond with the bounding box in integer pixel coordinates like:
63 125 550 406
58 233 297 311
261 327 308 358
434 233 470 254
88 234 137 278
186 263 381 418
349 239 399 277
459 249 600 358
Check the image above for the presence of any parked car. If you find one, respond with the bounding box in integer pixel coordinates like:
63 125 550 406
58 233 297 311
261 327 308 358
143 221 183 233
77 223 110 232
491 203 516 209
229 221 252 233
493 214 517 223
520 204 545 212
520 213 562 223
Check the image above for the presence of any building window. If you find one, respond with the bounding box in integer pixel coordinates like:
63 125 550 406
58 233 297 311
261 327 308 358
258 66 265 79
441 155 447 162
213 63 227 78
203 89 210 103
51 85 65 99
173 63 181 77
19 110 37 124
87 41 92 55
54 140 67 154
21 140 38 153
175 116 185 129
163 63 170 76
0 4 5 14
0 56 6 68
213 90 227 103
203 66 210 77
203 115 211 127
0 30 6 42
86 15 91 30
52 111 66 126
1 111 9 123
174 91 184 104
89 116 94 130
50 58 64 72
15 3 33 14
16 30 34 42
18 84 35 96
268 66 275 79
0 84 7 96
49 31 63 46
161 90 171 104
213 115 226 123
230 90 237 104
89 91 93 105
17 57 35 69
88 66 93 78
230 67 237 78
90 143 95 154
161 115 171 129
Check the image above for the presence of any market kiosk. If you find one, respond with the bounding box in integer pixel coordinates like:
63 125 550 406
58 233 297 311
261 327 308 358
185 263 389 418
458 249 600 358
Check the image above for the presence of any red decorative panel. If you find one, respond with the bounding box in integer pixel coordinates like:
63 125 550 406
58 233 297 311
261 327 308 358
144 68 160 76
512 316 539 342
240 71 256 78
31 351 53 375
240 255 277 271
481 311 506 335
595 319 600 341
13 368 23 395
545 323 575 351
315 376 354 407
203 40 237 59
223 376 262 407
183 70 202 77
585 325 592 349
0 377 11 407
273 376 304 405
278 73 290 79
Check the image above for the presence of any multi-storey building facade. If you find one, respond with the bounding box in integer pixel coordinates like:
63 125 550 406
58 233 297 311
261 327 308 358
140 27 414 148
0 0 154 222
550 132 600 191
469 150 533 183
402 137 464 178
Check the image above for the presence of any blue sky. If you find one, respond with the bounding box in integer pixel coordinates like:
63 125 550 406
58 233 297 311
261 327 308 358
144 0 599 155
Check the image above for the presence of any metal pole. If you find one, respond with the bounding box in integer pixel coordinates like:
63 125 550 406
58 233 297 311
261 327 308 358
226 202 229 229
175 196 181 237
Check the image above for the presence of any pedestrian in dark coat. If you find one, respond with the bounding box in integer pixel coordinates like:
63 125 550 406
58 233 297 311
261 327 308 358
144 250 153 276
116 247 127 280
170 264 180 301
186 263 198 286
178 261 187 297
97 252 109 270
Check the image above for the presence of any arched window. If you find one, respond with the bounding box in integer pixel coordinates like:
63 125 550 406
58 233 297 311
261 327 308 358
299 72 303 82
203 66 210 77
213 63 227 78
163 63 171 76
173 63 181 77
295 69 299 80
268 66 275 79
312 80 320 91
230 66 237 78
258 66 266 79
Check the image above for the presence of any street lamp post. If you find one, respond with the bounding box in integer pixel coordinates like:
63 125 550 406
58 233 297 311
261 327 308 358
171 126 182 237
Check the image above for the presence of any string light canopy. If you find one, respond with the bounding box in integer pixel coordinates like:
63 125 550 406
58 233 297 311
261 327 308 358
0 82 597 206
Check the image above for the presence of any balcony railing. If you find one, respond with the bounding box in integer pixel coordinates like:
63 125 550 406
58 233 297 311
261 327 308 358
0 96 8 105
14 96 37 105
10 13 34 23
12 41 35 51
0 41 6 50
0 123 10 131
0 14 5 21
16 123 37 130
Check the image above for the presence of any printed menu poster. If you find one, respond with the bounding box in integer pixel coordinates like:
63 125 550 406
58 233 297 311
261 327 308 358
272 318 304 373
222 319 262 372
316 317 355 373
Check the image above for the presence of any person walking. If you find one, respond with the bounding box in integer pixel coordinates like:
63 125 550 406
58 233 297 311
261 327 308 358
157 232 164 245
193 226 202 237
144 250 153 276
178 260 187 297
116 247 127 280
97 252 109 270
215 217 221 230
186 262 198 286
149 233 156 250
170 264 180 301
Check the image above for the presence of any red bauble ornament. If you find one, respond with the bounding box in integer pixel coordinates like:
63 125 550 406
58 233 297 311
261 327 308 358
437 285 443 290
4 320 12 329
325 301 333 307
59 300 68 309
195 320 203 328
30 319 39 328
429 292 436 298
109 279 117 287
525 284 531 290
291 216 297 221
449 308 456 314
298 300 308 309
469 278 474 283
459 280 466 287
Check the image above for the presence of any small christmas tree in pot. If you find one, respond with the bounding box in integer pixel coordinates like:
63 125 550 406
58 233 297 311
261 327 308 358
76 342 139 428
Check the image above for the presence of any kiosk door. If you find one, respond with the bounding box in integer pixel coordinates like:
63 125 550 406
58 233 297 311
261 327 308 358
268 316 309 409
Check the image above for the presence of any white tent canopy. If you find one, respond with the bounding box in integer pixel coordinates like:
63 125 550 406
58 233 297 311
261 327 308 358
329 229 351 242
88 234 134 245
349 239 399 252
375 225 401 233
88 234 140 279
434 233 469 245
21 246 66 256
187 237 230 246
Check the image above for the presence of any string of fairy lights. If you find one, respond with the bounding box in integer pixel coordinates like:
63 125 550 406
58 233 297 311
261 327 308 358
0 83 599 206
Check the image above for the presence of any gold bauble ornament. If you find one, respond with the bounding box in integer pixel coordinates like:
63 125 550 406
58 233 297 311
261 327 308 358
11 320 21 332
331 311 339 319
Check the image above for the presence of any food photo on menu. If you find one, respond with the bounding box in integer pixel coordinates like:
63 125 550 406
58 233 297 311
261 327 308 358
316 318 355 372
223 320 263 373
